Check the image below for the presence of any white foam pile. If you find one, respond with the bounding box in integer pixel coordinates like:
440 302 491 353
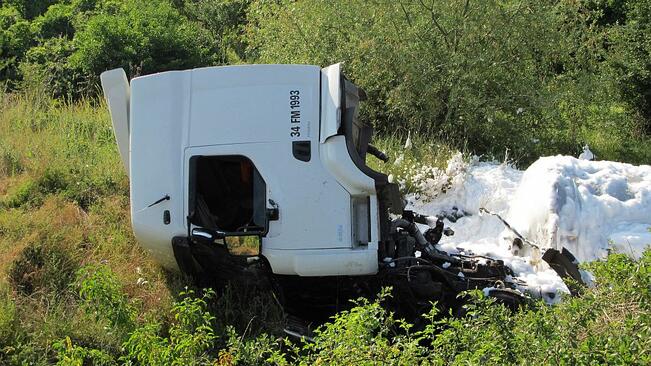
406 154 651 303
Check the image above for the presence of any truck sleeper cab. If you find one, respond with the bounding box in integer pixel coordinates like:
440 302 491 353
100 63 401 278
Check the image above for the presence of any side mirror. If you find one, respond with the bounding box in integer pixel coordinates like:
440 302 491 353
191 228 225 245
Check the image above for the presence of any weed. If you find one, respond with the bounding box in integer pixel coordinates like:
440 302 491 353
211 282 284 339
8 242 78 296
54 336 118 366
0 143 23 178
77 265 136 332
120 288 218 365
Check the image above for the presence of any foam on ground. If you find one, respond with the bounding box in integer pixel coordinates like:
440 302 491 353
407 154 651 303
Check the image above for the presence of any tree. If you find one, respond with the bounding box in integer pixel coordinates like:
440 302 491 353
70 0 215 84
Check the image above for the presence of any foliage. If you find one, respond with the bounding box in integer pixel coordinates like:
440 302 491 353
247 0 651 164
1 0 650 162
70 0 215 90
0 2 650 365
8 242 79 296
54 250 647 365
54 336 118 366
264 252 651 366
1 0 59 20
0 0 250 97
120 288 217 365
77 265 137 332
182 0 251 63
0 5 34 84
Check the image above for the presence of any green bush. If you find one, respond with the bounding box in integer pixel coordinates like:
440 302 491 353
30 3 75 40
54 336 118 366
600 0 651 134
69 0 215 90
70 266 221 365
2 0 59 20
1 0 230 97
0 5 34 84
21 37 79 99
246 0 651 164
77 265 137 332
17 248 648 365
119 288 218 365
182 0 251 63
264 251 651 365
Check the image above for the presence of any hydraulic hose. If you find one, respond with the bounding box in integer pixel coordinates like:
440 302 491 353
367 144 389 162
390 218 438 258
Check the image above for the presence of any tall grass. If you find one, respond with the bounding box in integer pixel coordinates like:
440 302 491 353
0 87 180 363
0 87 649 365
0 86 288 364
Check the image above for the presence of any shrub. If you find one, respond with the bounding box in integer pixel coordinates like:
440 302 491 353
22 37 80 99
77 265 137 332
246 0 651 164
182 0 251 63
219 326 281 365
267 250 651 365
120 288 218 365
2 0 59 20
30 3 75 40
298 289 423 365
0 5 34 84
69 0 215 88
54 336 118 366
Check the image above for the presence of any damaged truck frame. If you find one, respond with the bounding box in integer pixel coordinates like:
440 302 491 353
101 63 582 328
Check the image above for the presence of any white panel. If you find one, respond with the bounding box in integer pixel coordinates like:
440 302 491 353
320 135 376 194
129 71 191 270
100 68 130 176
263 247 378 276
189 65 320 146
320 63 342 143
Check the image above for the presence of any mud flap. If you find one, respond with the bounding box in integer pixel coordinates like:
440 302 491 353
542 248 585 296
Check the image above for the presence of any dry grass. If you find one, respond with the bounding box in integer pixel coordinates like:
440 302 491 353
0 89 181 347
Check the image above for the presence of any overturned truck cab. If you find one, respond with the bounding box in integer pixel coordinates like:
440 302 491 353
101 64 395 275
101 64 575 324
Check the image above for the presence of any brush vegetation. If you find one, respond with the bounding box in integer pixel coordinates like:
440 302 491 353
1 0 651 364
1 0 651 164
0 81 649 366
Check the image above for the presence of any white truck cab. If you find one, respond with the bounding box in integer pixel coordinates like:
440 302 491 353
101 64 400 278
